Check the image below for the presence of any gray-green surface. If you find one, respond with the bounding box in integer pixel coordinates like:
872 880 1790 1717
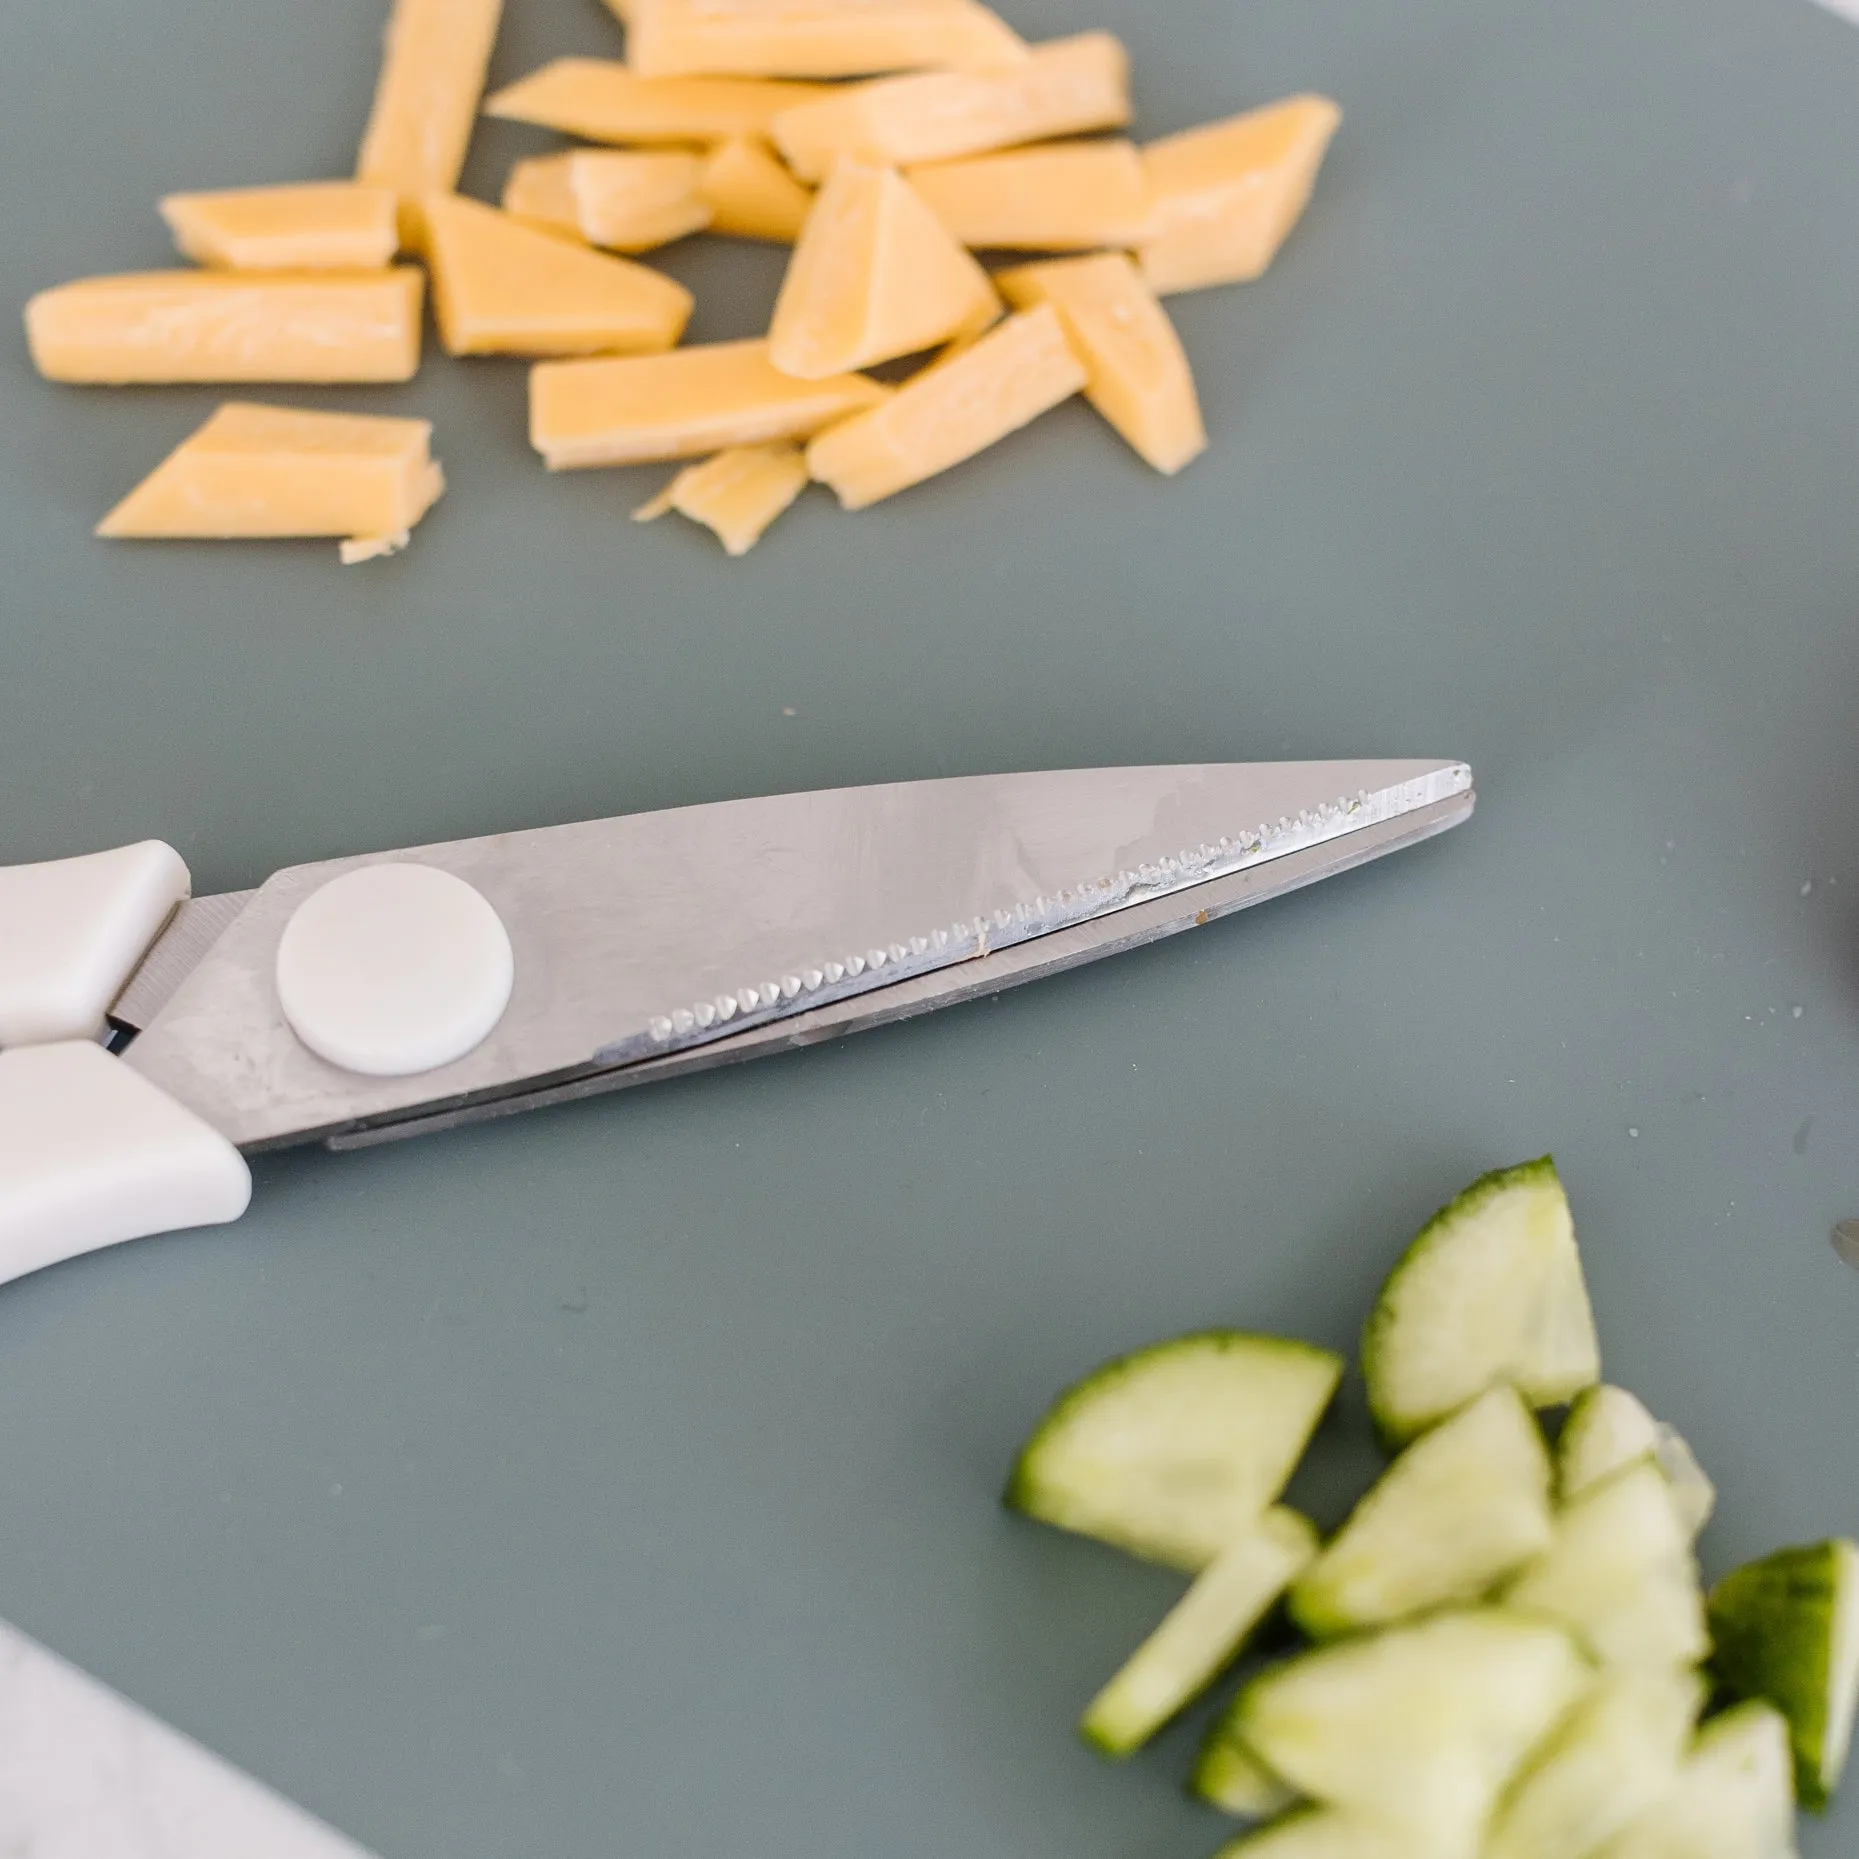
3 0 1858 1850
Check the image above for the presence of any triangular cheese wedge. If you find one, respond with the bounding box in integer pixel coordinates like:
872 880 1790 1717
531 338 889 468
996 253 1205 474
356 0 504 243
486 59 830 143
501 154 584 239
97 403 445 559
0 1615 382 1856
805 304 1085 509
159 183 399 271
1139 94 1342 295
421 192 692 355
621 0 1028 81
772 31 1129 181
769 159 998 379
700 137 814 242
908 141 1149 251
506 153 711 251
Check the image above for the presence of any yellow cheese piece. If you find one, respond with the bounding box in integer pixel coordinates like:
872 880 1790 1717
574 151 713 250
24 270 423 384
502 154 584 239
621 0 1028 81
485 59 829 142
1139 94 1342 295
768 159 998 379
633 443 809 553
806 302 1085 508
421 193 692 356
95 402 444 560
996 253 1205 474
700 137 814 241
531 338 889 467
503 152 712 250
157 183 399 271
356 0 504 241
773 31 1129 181
908 140 1148 251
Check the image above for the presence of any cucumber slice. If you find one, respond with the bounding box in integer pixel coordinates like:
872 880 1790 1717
1560 1386 1660 1499
1289 1383 1554 1637
1082 1507 1318 1756
1230 1608 1590 1845
1560 1386 1715 1541
1361 1159 1600 1445
1594 1701 1798 1859
1195 1734 1301 1821
1005 1333 1343 1569
1708 1538 1859 1813
1213 1807 1419 1858
1505 1458 1708 1668
1484 1666 1705 1859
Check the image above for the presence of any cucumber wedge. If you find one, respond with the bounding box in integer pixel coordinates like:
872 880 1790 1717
1560 1386 1660 1499
1560 1386 1715 1541
1289 1383 1554 1637
1649 1426 1716 1542
1484 1666 1705 1859
1195 1734 1302 1821
1506 1458 1709 1669
1361 1159 1601 1445
1214 1807 1420 1858
1594 1701 1799 1859
1230 1608 1590 1846
1708 1538 1859 1812
1083 1507 1318 1756
1005 1333 1343 1569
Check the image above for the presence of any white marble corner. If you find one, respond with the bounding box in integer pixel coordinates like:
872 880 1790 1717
0 1618 381 1858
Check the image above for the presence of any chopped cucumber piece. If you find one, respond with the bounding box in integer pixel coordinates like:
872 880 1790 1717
1289 1383 1554 1637
1230 1608 1590 1847
1005 1332 1343 1569
1083 1507 1317 1756
1708 1538 1859 1813
1484 1666 1705 1859
1594 1701 1799 1859
1560 1386 1715 1541
1214 1807 1419 1858
1506 1458 1708 1668
1195 1734 1302 1821
1650 1426 1715 1541
1560 1386 1660 1499
1361 1159 1600 1445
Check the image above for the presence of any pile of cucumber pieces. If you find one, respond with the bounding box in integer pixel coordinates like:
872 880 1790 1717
1006 1158 1859 1858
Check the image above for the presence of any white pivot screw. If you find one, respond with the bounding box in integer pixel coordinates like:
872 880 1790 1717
275 864 514 1077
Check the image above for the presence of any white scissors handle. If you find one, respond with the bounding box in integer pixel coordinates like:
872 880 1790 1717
0 843 251 1287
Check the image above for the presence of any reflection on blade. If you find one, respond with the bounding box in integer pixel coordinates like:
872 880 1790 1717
125 760 1470 1151
619 761 1471 1068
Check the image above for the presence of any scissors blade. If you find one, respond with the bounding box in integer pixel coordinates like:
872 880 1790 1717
326 778 1471 1151
109 889 257 1037
123 760 1471 1152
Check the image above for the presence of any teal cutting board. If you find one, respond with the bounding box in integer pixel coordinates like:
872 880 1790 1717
3 0 1858 1851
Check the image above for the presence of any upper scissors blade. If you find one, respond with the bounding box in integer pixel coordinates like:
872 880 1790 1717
123 760 1471 1152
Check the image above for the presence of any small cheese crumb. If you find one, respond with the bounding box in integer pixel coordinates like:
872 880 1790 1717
339 529 414 565
633 444 810 554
